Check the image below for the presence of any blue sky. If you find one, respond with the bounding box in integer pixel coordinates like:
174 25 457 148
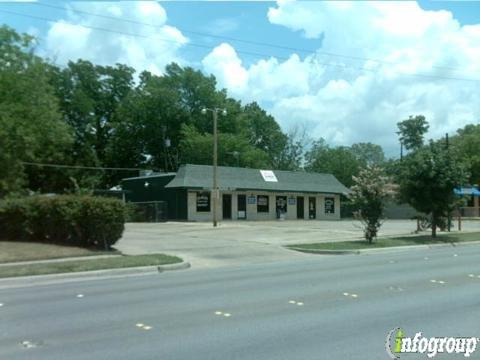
1 1 479 157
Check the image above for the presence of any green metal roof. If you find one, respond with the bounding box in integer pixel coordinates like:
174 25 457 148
165 164 350 195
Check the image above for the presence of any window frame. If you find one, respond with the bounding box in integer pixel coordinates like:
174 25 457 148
257 195 269 213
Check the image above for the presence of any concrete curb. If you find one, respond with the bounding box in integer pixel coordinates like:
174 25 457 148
286 240 480 255
0 261 191 290
287 247 360 255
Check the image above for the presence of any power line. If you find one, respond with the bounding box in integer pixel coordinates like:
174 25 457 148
34 1 466 74
1 9 480 83
21 161 144 172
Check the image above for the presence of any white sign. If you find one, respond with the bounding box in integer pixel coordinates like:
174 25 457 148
260 170 278 182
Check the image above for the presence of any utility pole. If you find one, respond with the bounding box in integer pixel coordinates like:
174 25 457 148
201 107 227 227
213 110 218 227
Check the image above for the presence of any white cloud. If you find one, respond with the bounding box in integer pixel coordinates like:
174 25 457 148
203 1 480 156
45 1 188 75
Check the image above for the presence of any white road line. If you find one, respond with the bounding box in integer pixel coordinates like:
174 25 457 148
351 294 358 298
288 300 296 304
136 323 144 327
468 274 475 278
76 294 84 298
223 313 231 317
143 326 152 330
296 302 304 306
215 311 223 315
343 292 349 296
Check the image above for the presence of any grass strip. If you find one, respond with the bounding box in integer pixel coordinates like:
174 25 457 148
288 231 480 252
0 254 182 278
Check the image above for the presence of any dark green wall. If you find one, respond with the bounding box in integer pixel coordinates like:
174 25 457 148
121 175 187 220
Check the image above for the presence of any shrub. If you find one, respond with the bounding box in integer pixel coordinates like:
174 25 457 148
0 195 127 249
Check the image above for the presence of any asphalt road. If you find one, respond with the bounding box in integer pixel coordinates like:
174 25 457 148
1 245 480 360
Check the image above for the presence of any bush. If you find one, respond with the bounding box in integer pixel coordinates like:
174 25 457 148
0 195 127 249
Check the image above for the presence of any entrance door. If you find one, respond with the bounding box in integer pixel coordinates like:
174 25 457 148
276 196 287 219
222 194 232 219
309 197 316 219
237 194 246 219
297 196 304 219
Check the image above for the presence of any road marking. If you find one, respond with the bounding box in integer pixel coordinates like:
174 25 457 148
288 300 296 304
343 292 349 296
135 323 152 330
223 313 231 317
0 303 3 307
76 294 84 298
431 279 446 284
438 280 446 284
351 294 358 298
430 280 437 283
21 341 37 348
343 292 358 298
453 254 458 257
296 302 304 306
215 311 223 315
468 274 475 278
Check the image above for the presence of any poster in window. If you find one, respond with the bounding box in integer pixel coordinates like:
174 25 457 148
324 197 335 214
196 192 210 212
258 196 268 206
257 195 269 213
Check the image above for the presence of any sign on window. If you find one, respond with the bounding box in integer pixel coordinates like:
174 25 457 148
324 197 335 214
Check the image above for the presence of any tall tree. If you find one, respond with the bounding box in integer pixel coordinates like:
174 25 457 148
305 140 362 187
449 124 480 186
0 26 72 196
397 141 468 237
397 115 429 151
350 142 385 166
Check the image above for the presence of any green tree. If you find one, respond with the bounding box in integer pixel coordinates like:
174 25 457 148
350 142 385 166
397 115 429 151
179 125 270 169
349 166 391 243
449 124 480 186
0 26 72 196
50 60 135 188
305 139 361 187
397 141 468 237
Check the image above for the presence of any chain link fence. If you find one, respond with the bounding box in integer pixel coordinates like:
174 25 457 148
127 201 168 222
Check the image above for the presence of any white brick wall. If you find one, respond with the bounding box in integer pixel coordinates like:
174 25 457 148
187 190 341 221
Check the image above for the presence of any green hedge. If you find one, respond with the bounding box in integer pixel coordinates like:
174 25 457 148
0 195 127 249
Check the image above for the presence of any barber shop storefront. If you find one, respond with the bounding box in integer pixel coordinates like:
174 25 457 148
122 164 350 221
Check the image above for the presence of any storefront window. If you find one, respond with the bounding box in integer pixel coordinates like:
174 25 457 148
257 195 269 213
196 192 210 212
325 197 335 214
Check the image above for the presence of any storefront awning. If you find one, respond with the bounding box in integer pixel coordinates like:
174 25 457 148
454 187 480 196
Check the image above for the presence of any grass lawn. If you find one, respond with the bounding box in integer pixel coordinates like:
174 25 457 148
0 241 117 264
288 231 480 252
0 254 183 278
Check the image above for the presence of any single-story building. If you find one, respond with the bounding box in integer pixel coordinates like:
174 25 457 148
121 164 350 221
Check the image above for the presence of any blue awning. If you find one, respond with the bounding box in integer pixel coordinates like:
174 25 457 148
454 187 480 196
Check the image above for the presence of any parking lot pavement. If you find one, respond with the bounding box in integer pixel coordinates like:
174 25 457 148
115 219 480 269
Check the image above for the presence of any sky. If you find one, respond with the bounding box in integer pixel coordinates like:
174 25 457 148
1 0 479 158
